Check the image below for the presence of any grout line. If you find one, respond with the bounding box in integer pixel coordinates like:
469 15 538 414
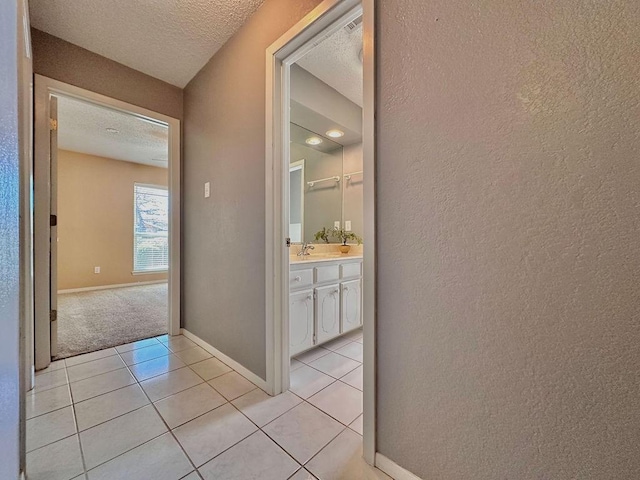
66 366 90 478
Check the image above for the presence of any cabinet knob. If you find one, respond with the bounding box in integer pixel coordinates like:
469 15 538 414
306 295 312 300
333 289 339 295
294 276 301 282
344 286 349 292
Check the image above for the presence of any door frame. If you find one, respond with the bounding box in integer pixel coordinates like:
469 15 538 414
265 0 376 463
33 75 181 370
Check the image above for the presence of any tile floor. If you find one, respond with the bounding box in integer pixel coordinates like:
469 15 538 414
26 328 390 480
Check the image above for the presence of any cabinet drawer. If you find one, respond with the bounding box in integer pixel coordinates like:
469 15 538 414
315 265 340 283
340 262 362 279
290 269 313 289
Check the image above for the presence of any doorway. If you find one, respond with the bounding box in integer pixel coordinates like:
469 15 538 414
265 0 376 466
33 76 181 370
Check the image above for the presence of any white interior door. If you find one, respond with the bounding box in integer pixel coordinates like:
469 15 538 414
49 95 58 357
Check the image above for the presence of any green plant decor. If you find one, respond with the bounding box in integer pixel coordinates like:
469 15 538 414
314 226 332 244
314 226 363 246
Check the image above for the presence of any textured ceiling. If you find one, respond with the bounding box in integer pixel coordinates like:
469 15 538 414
29 0 265 87
57 95 168 168
297 23 363 107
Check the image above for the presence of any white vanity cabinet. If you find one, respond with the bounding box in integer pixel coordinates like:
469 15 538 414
290 256 362 356
289 289 314 356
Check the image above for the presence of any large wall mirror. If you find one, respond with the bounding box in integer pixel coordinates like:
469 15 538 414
288 59 364 244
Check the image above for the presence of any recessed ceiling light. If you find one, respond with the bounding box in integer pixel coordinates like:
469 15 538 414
326 129 344 138
306 136 323 145
105 127 119 134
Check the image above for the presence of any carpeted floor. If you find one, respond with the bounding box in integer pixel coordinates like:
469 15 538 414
55 283 168 359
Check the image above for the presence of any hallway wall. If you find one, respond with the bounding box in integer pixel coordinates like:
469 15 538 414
30 29 183 120
376 1 640 478
182 0 323 379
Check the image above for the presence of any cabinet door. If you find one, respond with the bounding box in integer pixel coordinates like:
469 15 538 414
315 284 341 344
341 279 362 333
290 289 314 357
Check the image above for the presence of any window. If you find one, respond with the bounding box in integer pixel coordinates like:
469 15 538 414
133 184 168 273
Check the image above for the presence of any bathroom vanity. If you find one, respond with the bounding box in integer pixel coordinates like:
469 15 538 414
289 254 363 356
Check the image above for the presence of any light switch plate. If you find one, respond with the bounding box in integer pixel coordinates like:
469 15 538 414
204 182 210 198
345 220 352 231
334 221 340 229
94 266 100 274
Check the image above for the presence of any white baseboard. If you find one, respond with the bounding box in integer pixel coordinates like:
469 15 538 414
58 280 168 294
376 453 422 480
181 328 269 393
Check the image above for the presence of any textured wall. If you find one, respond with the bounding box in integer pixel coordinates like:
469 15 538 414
183 0 322 379
377 1 640 478
31 29 183 120
57 151 168 290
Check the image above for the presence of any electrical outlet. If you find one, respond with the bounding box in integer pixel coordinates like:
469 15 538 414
334 221 340 229
204 182 210 198
345 220 352 231
94 266 100 274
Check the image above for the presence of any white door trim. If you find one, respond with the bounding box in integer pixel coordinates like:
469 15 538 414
265 0 377 464
33 75 181 370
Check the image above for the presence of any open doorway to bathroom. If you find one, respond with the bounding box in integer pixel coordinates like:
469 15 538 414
33 77 181 370
266 0 377 470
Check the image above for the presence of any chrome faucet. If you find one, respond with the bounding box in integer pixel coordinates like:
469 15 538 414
297 242 315 256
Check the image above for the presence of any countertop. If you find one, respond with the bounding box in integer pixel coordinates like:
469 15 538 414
290 253 363 264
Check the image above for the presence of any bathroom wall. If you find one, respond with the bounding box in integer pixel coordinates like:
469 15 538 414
342 142 363 240
30 29 183 120
182 0 323 379
377 1 640 478
57 150 168 290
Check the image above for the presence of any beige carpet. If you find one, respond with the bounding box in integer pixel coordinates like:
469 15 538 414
55 283 168 359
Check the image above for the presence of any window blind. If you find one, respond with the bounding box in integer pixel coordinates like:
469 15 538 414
133 184 169 272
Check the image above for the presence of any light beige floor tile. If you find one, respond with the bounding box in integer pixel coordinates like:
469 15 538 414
173 346 212 365
232 389 302 427
33 368 68 393
308 381 362 426
163 335 196 353
291 358 304 372
309 352 360 379
67 355 126 383
335 342 363 362
120 343 170 366
318 336 353 353
26 384 72 419
179 473 200 480
27 405 77 452
208 371 256 401
306 429 391 480
65 348 117 367
262 402 343 464
75 384 149 431
115 337 161 353
289 469 317 480
289 365 335 399
190 357 231 381
173 403 257 467
339 365 363 391
80 405 167 469
294 347 331 364
199 431 299 480
70 368 136 403
154 383 226 429
349 414 363 435
34 359 66 376
140 367 203 402
26 434 84 480
130 354 186 382
354 337 363 344
343 329 363 341
87 433 193 480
